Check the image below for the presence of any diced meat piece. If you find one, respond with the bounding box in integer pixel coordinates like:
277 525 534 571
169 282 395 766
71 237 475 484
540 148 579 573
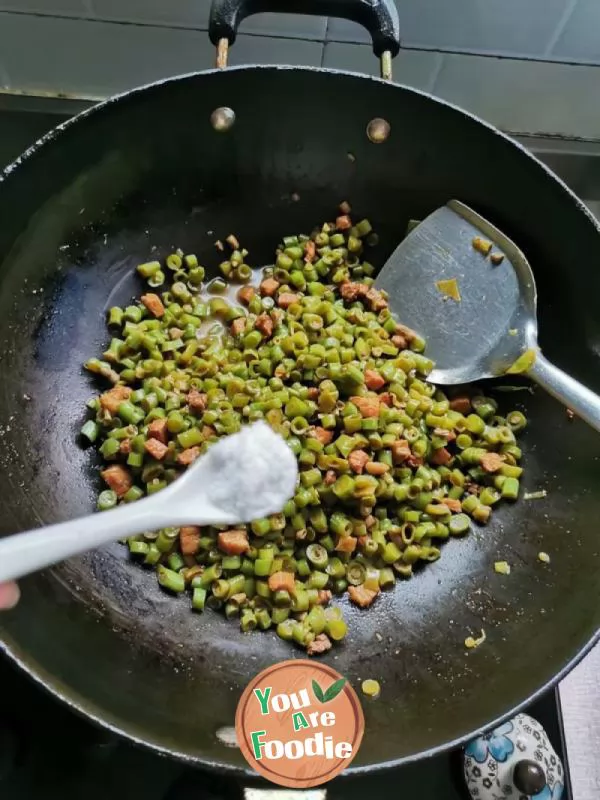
364 515 377 530
395 323 417 343
99 385 132 414
365 287 388 311
312 427 334 445
101 464 132 497
237 285 255 305
218 530 249 555
307 633 332 656
339 281 368 303
406 454 424 468
379 392 393 407
169 327 184 340
365 461 390 475
391 439 411 464
255 313 274 339
215 239 224 251
357 535 368 549
445 498 463 513
148 418 168 444
226 233 240 250
144 438 168 460
277 292 300 309
480 452 505 473
177 446 200 466
268 571 295 593
316 590 332 605
335 536 357 553
348 449 370 474
364 369 386 391
336 215 352 230
304 240 316 263
348 585 379 608
140 293 165 318
202 425 216 439
351 396 380 418
324 470 337 486
180 526 201 556
449 396 472 414
259 277 279 297
230 317 246 337
307 387 319 400
339 201 351 215
187 390 207 413
430 447 452 466
119 439 132 455
391 334 408 349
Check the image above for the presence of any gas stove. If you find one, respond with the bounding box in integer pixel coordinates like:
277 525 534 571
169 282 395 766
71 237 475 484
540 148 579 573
0 650 571 800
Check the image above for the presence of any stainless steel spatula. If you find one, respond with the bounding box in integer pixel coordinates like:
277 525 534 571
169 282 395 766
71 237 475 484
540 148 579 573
374 199 600 432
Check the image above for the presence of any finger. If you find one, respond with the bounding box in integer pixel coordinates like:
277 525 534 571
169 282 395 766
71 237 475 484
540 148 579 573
0 582 20 610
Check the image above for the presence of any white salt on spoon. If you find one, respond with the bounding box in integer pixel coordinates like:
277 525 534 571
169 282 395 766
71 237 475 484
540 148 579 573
0 421 298 583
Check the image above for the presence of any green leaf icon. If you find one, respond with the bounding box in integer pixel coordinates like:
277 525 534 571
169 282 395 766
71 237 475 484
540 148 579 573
312 679 325 703
323 677 346 702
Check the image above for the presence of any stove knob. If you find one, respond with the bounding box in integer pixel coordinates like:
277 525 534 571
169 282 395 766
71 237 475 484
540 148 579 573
513 759 547 795
464 713 564 800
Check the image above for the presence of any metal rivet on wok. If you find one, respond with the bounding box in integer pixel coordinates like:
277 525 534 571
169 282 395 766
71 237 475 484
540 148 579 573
367 117 391 143
211 107 236 132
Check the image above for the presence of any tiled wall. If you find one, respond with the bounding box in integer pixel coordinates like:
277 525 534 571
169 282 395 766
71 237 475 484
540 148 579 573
1 1 600 140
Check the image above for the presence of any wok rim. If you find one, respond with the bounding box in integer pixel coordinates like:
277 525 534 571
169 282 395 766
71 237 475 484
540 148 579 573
0 63 599 775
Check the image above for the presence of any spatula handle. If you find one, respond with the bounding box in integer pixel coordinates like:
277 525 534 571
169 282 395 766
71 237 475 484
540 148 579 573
529 353 600 433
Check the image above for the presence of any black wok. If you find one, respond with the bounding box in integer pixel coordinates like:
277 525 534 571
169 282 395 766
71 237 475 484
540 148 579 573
0 0 599 777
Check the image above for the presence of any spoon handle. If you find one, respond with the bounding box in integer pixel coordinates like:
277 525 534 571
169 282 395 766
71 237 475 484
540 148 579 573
0 493 178 584
529 353 600 432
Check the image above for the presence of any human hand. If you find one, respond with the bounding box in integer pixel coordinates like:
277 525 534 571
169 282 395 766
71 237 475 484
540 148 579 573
0 582 19 610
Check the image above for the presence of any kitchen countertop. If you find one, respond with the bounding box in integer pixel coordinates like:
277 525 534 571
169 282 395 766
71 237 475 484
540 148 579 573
561 644 600 800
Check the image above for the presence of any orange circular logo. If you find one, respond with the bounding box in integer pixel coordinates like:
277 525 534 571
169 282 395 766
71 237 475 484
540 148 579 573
235 659 364 788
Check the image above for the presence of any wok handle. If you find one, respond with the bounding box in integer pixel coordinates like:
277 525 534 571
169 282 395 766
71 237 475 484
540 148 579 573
529 353 600 433
208 0 401 57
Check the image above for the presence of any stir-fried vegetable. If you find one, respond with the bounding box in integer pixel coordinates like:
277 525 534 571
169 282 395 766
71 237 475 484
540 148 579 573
81 207 527 654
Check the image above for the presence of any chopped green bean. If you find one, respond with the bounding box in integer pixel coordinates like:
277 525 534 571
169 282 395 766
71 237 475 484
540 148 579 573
83 207 529 655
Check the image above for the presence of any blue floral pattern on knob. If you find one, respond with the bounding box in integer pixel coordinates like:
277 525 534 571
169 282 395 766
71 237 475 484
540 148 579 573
465 721 515 764
464 713 564 800
534 786 564 800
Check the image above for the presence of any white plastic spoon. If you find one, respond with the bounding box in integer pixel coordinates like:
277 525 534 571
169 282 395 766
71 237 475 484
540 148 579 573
0 421 298 583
